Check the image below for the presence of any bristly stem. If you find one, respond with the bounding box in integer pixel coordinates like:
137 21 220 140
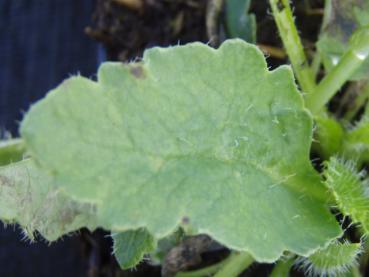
306 27 369 114
213 252 254 277
269 0 316 95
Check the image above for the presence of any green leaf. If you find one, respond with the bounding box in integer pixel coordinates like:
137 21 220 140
313 116 344 160
314 115 369 163
317 0 369 81
112 228 156 269
324 157 369 233
0 139 25 166
150 229 184 264
270 255 295 277
295 241 362 277
343 117 369 164
225 0 256 43
0 160 96 241
20 39 341 262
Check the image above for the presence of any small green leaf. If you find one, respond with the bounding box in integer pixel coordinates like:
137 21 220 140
317 0 369 81
270 255 295 277
313 116 344 160
295 241 362 277
324 157 369 233
112 228 156 269
150 229 184 264
20 39 341 262
225 0 256 43
0 160 96 241
343 117 369 163
0 139 25 166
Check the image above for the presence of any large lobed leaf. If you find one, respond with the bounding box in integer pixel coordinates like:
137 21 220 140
0 160 97 241
20 39 341 262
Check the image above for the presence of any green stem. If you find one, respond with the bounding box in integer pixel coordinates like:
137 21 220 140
269 0 316 94
311 52 321 80
270 256 295 277
306 28 369 114
310 0 331 82
213 252 254 277
321 0 332 31
176 256 230 277
0 138 26 166
362 84 369 118
344 81 369 121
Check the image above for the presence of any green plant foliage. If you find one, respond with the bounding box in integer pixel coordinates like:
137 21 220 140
317 0 369 81
150 229 184 264
270 254 295 277
344 117 369 163
112 228 156 269
324 157 369 233
313 116 344 160
0 159 97 241
19 39 341 262
0 139 25 166
295 241 362 277
225 0 256 43
314 116 369 164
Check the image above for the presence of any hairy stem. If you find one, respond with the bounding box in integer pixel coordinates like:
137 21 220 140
213 252 254 277
269 0 316 94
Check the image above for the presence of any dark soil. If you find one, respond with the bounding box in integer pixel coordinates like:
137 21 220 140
82 1 326 276
86 0 208 62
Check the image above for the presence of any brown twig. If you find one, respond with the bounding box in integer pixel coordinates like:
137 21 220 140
258 44 287 59
206 0 224 47
112 0 143 11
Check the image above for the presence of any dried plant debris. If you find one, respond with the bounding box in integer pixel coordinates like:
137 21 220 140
86 0 207 61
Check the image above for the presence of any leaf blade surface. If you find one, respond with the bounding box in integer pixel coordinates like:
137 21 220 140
20 39 341 261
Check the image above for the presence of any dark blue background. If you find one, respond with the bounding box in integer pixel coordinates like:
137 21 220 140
1 1 99 276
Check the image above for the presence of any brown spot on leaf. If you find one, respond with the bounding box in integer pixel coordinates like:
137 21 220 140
181 216 190 225
0 176 13 187
129 65 146 79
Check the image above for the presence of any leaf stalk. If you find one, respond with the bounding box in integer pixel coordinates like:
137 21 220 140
306 28 369 114
269 0 316 94
175 255 231 277
213 251 254 277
